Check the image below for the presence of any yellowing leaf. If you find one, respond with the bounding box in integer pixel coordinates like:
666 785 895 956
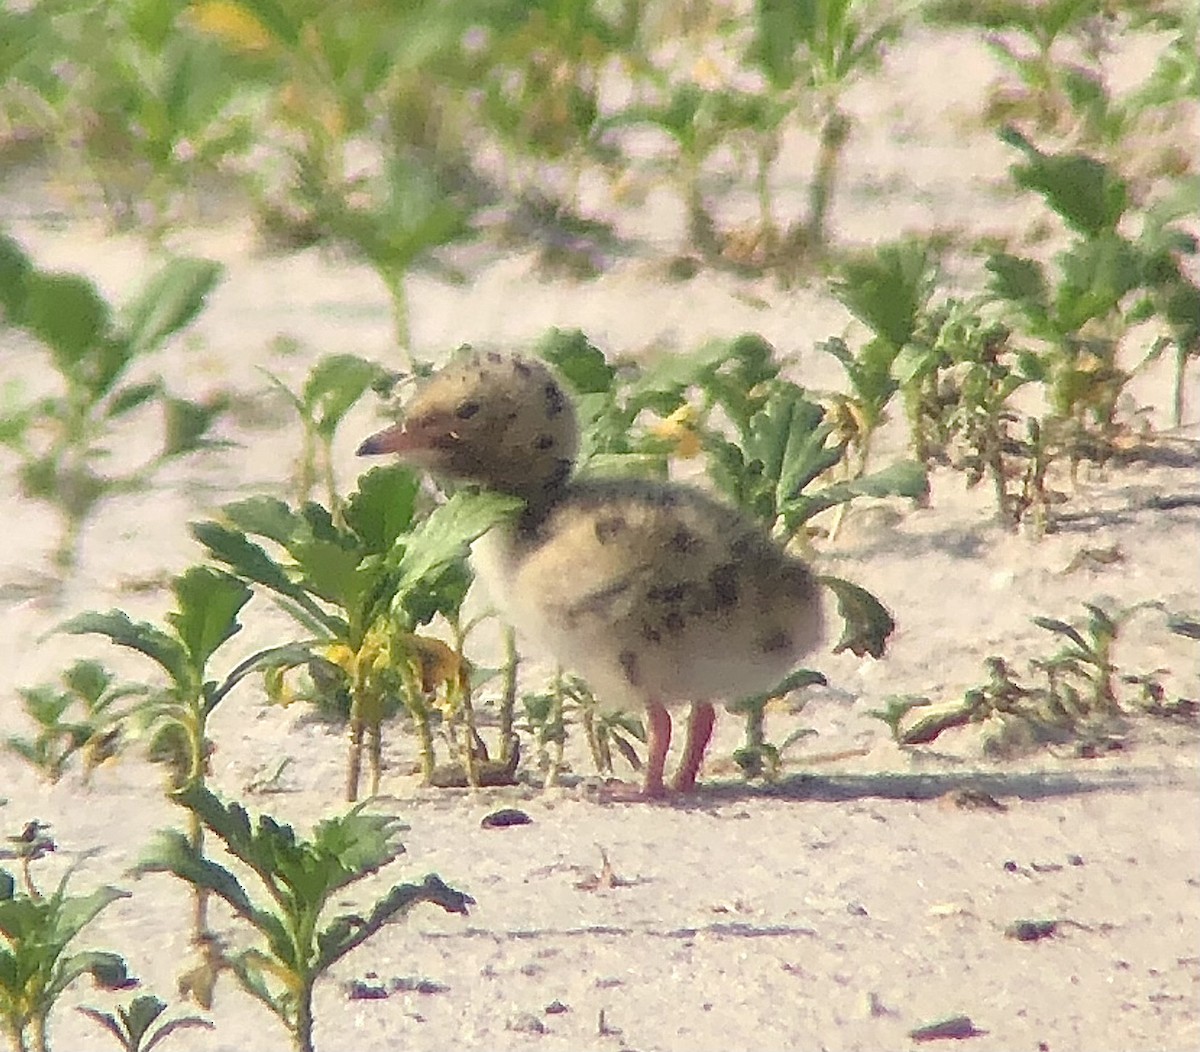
188 1 274 52
650 405 703 459
322 642 356 675
408 635 465 694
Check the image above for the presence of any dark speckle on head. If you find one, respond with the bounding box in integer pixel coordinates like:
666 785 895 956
486 350 502 364
534 433 555 451
730 534 754 561
710 563 740 610
664 610 685 635
670 528 701 554
648 583 687 605
619 649 640 687
544 382 566 417
543 458 572 492
456 400 480 420
514 359 533 377
641 623 662 644
594 514 626 544
759 630 791 654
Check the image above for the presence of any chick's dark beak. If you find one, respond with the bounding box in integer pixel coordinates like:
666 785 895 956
356 422 411 457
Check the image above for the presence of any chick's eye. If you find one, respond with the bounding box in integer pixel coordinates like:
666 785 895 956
455 400 480 420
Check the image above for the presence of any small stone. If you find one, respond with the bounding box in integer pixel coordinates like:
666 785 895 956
544 999 569 1015
481 808 532 829
1005 919 1058 942
507 1011 547 1034
347 979 389 1000
909 1015 982 1041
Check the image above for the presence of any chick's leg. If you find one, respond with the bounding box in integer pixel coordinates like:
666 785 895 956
643 701 672 798
672 701 715 793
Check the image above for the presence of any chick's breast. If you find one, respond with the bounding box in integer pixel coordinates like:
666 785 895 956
472 480 824 711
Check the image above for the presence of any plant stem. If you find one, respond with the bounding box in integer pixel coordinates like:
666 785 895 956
368 722 382 797
804 107 851 250
382 269 416 376
346 713 363 802
294 980 316 1052
30 1014 46 1052
498 626 518 765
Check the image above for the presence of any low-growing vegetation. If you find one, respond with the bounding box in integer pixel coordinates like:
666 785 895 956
1 0 1197 1047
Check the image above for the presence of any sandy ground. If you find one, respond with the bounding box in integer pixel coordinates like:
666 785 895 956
2 25 1199 1052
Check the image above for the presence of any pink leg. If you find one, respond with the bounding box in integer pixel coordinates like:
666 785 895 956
643 701 672 798
672 702 715 793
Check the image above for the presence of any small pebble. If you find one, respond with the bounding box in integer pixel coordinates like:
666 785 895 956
481 807 533 829
1005 919 1058 942
544 1000 569 1015
507 1011 547 1034
909 1015 982 1041
347 980 389 1000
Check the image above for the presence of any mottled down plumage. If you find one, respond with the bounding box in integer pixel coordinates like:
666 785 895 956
358 348 825 797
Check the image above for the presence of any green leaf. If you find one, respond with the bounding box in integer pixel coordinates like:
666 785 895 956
391 491 524 605
987 253 1049 314
119 257 222 358
534 329 616 394
62 659 115 705
290 538 367 612
0 233 32 319
221 496 301 547
819 575 895 658
121 994 170 1045
165 567 252 675
51 883 131 946
315 874 472 972
58 611 191 689
22 271 112 372
1031 616 1089 652
302 354 388 439
137 827 259 922
54 950 133 995
344 465 420 554
106 380 162 419
832 239 936 348
1000 126 1128 236
191 522 340 634
209 642 319 709
841 459 929 501
162 396 224 457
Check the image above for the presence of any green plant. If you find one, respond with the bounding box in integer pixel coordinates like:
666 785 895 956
57 566 309 947
187 0 488 367
874 600 1199 755
0 234 225 573
988 128 1198 464
6 661 145 784
0 842 134 1052
59 568 303 794
728 667 827 781
895 297 1053 528
137 784 472 1052
192 467 521 798
262 354 395 513
824 238 938 479
77 994 212 1052
25 0 254 234
746 0 902 253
